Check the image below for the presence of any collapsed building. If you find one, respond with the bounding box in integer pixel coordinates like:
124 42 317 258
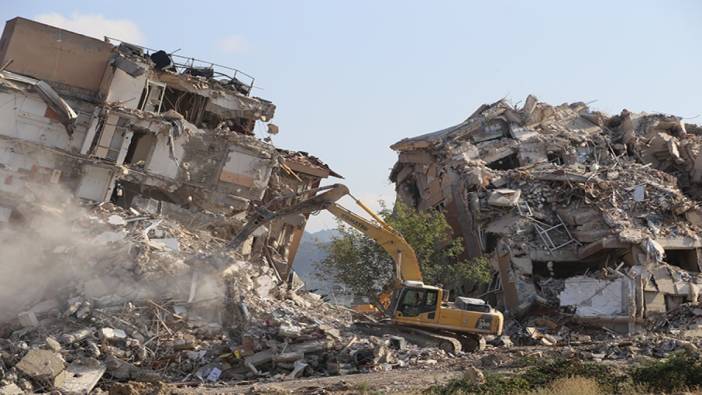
0 17 423 393
0 17 339 276
390 95 702 332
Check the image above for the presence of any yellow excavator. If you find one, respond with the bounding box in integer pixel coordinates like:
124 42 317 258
228 184 504 352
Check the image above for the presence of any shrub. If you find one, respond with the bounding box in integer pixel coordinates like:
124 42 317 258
631 351 702 393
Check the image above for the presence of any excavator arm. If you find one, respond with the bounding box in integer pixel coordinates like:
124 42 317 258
228 183 422 284
324 202 422 284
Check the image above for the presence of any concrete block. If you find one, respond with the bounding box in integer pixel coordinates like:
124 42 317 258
15 349 66 385
0 383 23 395
487 189 521 207
644 291 667 315
131 196 160 215
17 311 39 328
45 337 61 352
682 327 702 338
99 327 127 342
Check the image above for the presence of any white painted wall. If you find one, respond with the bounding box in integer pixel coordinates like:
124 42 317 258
220 147 273 199
0 139 60 197
559 276 632 317
145 129 185 179
105 68 147 110
76 165 114 202
0 90 72 150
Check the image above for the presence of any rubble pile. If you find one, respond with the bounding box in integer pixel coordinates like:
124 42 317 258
0 201 448 393
390 95 702 331
0 17 452 393
650 303 702 337
0 17 343 293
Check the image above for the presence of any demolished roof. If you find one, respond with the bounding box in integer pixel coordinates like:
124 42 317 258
278 149 343 179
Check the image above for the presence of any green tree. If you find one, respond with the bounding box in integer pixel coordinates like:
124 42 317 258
314 201 491 307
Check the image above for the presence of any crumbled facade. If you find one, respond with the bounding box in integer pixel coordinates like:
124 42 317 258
0 17 338 268
390 95 702 332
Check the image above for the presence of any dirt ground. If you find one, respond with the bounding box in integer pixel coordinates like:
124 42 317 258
169 366 467 394
113 337 697 394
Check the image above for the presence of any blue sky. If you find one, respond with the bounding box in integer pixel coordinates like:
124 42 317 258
3 1 701 230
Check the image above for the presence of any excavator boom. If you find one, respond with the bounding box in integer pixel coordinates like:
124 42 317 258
325 203 422 283
228 183 422 284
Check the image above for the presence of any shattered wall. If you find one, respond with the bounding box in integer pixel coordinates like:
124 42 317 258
255 150 343 283
0 16 339 269
0 17 113 95
390 95 702 329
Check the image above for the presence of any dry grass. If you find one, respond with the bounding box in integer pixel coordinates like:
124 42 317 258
521 376 602 395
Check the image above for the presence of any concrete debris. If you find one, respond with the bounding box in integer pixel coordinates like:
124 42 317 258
390 94 702 333
99 327 127 342
0 132 447 394
45 337 61 352
559 276 631 318
0 383 23 395
2 14 702 394
107 215 127 226
57 359 106 395
288 359 308 379
0 16 341 290
487 189 521 207
15 349 66 387
0 16 454 394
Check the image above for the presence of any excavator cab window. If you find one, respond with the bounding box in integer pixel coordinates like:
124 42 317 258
397 288 438 317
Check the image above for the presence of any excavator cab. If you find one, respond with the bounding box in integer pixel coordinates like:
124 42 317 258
394 284 440 319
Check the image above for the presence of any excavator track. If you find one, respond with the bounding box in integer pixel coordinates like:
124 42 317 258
352 322 470 354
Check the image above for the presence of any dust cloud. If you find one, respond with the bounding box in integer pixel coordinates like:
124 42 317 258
0 185 194 322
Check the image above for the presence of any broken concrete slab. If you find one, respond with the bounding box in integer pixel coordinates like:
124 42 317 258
0 383 23 395
487 189 521 207
15 349 66 386
57 359 106 395
104 356 160 382
559 276 631 318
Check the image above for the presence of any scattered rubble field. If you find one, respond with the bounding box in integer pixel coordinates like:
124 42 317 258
2 13 702 395
181 366 465 394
